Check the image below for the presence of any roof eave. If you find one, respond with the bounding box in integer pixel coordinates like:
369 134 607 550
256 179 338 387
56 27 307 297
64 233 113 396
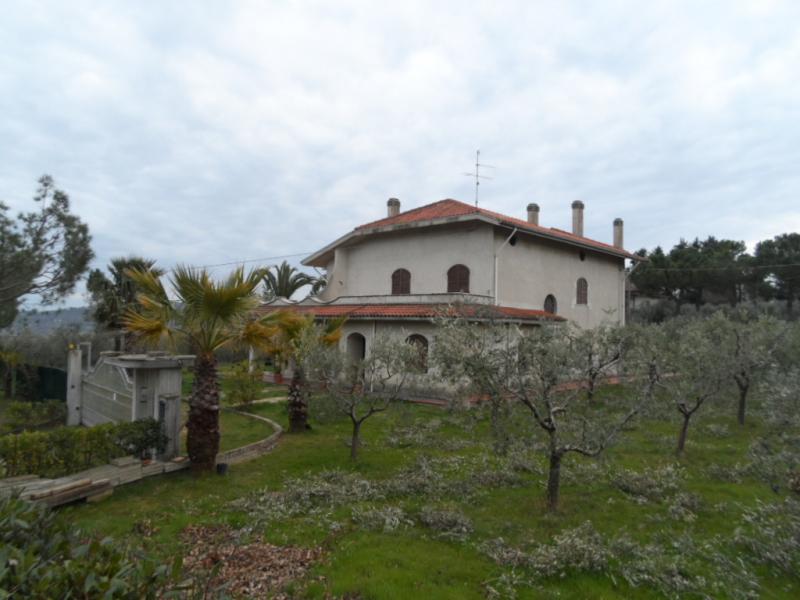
303 212 643 265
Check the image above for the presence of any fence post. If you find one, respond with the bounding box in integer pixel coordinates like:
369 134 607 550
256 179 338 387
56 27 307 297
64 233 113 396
66 345 83 426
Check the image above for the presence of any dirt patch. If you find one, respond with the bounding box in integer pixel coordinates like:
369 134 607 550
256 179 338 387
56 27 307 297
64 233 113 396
180 524 323 598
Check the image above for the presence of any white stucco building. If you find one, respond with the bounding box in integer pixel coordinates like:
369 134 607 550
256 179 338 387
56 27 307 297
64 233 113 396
259 198 642 361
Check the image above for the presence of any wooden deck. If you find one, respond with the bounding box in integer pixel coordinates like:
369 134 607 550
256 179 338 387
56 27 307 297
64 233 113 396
0 456 190 507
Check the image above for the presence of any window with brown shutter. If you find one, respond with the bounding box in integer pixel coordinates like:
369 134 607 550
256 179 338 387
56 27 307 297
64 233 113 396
576 278 588 305
392 269 411 295
544 294 557 314
447 264 470 293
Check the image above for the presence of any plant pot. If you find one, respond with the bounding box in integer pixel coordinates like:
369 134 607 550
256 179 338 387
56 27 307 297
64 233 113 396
274 373 284 384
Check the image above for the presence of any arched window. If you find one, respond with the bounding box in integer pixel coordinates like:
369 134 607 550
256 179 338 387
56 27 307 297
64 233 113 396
346 333 366 361
544 294 557 314
576 278 588 305
391 268 411 295
447 264 470 293
406 334 429 371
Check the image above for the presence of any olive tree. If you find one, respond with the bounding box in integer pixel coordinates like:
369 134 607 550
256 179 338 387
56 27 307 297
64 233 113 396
567 322 628 401
304 333 422 460
434 319 647 511
432 316 516 454
657 318 729 455
710 311 784 425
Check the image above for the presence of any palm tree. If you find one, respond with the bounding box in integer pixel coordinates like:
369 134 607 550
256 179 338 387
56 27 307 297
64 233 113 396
87 257 164 351
123 265 274 472
266 311 344 432
261 261 321 301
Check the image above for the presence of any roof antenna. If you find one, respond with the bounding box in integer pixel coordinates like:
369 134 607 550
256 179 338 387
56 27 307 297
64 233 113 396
463 149 495 207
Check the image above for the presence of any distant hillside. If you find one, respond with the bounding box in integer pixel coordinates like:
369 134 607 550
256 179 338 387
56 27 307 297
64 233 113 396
3 307 94 335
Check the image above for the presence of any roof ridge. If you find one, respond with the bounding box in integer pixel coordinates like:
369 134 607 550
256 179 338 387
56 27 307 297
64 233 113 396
355 198 475 230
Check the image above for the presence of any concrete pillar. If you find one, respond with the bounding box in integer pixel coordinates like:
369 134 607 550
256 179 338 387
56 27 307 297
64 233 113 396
66 345 82 426
387 198 400 217
613 218 624 249
527 203 539 226
571 200 584 237
158 393 182 460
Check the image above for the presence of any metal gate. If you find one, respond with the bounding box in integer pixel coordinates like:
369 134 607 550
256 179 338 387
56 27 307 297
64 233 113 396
80 357 134 425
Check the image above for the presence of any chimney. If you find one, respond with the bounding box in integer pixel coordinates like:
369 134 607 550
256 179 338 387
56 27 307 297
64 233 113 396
387 198 400 217
571 200 584 237
526 203 540 226
613 218 624 249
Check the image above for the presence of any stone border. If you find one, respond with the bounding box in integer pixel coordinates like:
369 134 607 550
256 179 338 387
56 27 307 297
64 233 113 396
218 406 283 465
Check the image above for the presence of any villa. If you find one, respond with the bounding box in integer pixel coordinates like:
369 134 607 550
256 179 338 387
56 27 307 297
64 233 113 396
259 197 642 361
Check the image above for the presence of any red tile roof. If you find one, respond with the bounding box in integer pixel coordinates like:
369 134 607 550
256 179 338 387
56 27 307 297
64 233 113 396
256 302 564 322
355 198 640 260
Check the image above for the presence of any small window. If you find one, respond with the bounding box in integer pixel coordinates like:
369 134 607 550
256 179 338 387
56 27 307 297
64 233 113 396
544 294 557 314
579 250 586 261
391 268 411 295
406 334 429 371
447 264 470 293
576 278 588 305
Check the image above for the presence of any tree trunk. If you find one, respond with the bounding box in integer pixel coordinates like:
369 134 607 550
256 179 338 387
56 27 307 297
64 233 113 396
586 375 596 401
676 412 692 455
736 380 749 426
187 353 221 472
546 450 562 511
287 365 308 433
350 419 362 460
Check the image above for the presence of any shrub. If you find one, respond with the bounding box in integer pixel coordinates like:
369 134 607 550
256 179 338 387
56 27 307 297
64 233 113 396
114 419 168 459
351 505 412 532
480 522 609 578
610 464 684 501
418 506 473 541
0 418 167 477
0 494 175 598
733 499 800 575
225 360 262 406
667 492 702 522
2 399 66 432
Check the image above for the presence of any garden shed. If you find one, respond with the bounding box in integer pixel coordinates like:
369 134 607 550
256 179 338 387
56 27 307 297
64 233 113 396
67 349 193 459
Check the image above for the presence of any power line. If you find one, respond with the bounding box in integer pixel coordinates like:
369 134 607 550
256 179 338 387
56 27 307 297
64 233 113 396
192 252 313 270
635 262 800 272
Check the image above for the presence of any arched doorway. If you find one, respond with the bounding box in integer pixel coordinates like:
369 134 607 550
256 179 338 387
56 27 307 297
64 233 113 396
544 294 557 314
406 334 429 371
346 333 366 361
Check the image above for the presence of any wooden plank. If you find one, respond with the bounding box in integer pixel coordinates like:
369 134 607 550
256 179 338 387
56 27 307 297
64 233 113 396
141 462 165 477
0 474 41 485
43 480 112 508
28 478 92 501
111 456 139 467
163 460 190 473
86 489 113 503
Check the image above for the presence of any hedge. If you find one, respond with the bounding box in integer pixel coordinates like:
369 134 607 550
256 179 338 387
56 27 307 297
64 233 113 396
1 399 66 434
0 419 168 478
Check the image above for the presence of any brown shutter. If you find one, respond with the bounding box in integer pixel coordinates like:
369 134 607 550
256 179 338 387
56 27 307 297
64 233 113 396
392 269 411 295
447 265 470 293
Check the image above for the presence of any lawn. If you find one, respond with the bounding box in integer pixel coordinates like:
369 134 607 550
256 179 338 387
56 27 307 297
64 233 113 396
61 382 799 599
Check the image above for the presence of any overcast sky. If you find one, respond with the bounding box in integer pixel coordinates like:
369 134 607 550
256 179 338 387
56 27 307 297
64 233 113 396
2 1 799 309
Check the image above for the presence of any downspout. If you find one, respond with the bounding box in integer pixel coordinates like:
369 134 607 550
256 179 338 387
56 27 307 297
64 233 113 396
494 227 518 305
623 260 643 325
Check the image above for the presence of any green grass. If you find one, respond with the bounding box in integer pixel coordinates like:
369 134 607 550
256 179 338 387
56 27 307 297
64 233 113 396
60 384 799 599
